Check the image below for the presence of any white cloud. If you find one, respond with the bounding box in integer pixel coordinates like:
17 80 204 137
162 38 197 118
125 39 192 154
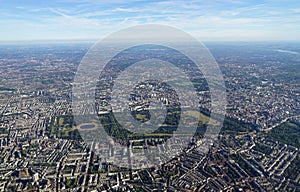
1 0 300 41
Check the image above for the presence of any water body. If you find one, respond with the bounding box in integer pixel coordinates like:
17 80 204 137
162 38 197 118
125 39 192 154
274 49 299 55
80 124 96 129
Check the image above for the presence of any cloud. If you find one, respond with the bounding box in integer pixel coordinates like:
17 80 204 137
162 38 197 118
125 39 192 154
220 4 266 17
1 0 300 41
290 8 300 13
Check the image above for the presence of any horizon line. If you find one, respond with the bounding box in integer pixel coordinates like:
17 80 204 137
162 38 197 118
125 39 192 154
1 39 300 44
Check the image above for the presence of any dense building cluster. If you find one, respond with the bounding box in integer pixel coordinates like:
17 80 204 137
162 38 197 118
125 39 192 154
0 42 299 191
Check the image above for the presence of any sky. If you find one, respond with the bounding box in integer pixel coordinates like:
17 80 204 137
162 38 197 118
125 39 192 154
0 0 300 41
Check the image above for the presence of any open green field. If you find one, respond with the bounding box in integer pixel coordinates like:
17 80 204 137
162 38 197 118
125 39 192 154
46 109 257 142
267 120 300 148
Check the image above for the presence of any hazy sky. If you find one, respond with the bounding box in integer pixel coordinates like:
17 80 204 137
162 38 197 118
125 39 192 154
1 0 300 41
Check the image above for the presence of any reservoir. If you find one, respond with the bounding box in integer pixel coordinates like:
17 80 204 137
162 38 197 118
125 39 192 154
80 124 96 129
